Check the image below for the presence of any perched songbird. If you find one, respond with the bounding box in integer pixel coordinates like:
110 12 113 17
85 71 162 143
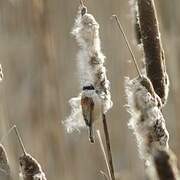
81 95 94 142
81 86 102 143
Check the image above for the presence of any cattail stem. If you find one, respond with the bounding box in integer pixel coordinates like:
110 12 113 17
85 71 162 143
102 114 116 180
14 126 27 156
153 149 178 180
97 130 112 180
112 15 142 78
137 0 167 103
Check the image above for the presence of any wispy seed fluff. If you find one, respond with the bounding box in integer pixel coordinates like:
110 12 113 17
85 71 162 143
125 76 169 161
64 6 112 133
19 154 47 180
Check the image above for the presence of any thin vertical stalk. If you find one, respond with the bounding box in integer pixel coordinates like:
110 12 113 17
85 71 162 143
102 114 115 180
112 15 142 78
97 130 112 180
14 126 27 156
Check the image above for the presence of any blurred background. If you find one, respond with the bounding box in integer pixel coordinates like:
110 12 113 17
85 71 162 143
0 0 180 179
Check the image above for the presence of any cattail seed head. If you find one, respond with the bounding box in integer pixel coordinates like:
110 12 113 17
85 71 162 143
0 144 10 179
125 77 169 161
64 6 112 135
72 8 100 49
19 154 47 180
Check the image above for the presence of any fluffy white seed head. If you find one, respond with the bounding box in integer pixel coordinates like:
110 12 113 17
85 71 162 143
72 7 112 112
125 77 169 161
64 7 112 133
72 10 100 50
63 95 86 133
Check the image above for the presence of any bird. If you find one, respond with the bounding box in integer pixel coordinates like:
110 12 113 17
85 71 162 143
81 85 103 143
81 95 95 143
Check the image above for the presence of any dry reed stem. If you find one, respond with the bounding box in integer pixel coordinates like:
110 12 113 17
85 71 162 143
97 130 111 180
102 115 115 180
137 0 169 104
14 126 27 156
112 15 142 78
12 126 47 180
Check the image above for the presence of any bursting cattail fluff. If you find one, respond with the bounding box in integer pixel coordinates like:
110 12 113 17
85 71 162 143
125 76 169 162
0 144 10 179
64 6 112 134
19 154 47 180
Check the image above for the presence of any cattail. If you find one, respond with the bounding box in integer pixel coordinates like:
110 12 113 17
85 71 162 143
64 4 112 142
151 148 180 180
125 76 169 162
136 0 169 105
0 144 10 179
0 126 19 180
112 15 169 163
12 126 47 180
114 2 180 179
19 154 47 180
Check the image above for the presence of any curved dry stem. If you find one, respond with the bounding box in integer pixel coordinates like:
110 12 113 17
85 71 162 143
112 14 142 78
14 126 27 156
